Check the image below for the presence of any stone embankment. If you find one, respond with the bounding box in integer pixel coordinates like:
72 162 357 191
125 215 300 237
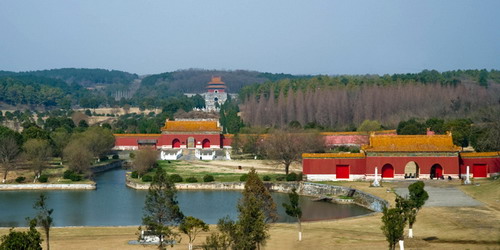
0 183 95 190
126 180 388 212
91 160 124 173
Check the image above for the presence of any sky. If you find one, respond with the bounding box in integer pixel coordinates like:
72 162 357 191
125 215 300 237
0 0 498 76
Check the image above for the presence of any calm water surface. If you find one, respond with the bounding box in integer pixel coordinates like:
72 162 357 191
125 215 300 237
0 169 371 227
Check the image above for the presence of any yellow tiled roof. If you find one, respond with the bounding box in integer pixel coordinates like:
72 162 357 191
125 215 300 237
362 134 461 152
460 152 500 158
161 120 221 132
302 153 365 158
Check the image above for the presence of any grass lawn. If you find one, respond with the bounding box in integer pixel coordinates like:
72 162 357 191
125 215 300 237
129 160 287 183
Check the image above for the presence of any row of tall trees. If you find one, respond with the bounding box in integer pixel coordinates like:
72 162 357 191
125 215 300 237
240 81 500 130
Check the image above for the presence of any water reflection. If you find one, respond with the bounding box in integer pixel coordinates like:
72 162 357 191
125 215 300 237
0 169 371 227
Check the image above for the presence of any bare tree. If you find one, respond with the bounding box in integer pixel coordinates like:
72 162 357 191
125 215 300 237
0 136 20 183
63 139 93 174
23 139 52 182
260 130 324 175
133 148 159 177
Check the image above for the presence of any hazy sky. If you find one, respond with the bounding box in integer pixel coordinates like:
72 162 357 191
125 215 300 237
0 0 498 75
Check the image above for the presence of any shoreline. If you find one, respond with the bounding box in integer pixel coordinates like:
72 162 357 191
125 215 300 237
0 183 96 190
126 180 388 212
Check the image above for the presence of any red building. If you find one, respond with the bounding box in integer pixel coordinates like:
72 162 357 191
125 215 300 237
303 133 500 180
114 119 233 150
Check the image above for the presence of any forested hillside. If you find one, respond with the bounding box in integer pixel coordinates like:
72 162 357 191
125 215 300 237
239 69 500 130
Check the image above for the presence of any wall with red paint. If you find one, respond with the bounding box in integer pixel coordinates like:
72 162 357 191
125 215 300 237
160 134 222 148
303 158 366 174
460 157 500 176
366 156 459 175
115 135 162 147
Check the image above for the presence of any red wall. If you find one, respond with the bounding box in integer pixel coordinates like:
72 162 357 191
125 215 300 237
115 135 162 147
303 158 366 174
159 134 221 148
366 156 459 175
460 157 500 176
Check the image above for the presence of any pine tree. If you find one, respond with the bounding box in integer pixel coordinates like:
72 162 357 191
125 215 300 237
141 167 184 249
282 188 303 241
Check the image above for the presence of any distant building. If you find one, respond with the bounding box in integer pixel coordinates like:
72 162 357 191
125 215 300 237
204 76 228 111
185 76 237 112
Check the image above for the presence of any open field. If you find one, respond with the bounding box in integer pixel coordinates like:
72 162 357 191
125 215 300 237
1 178 498 249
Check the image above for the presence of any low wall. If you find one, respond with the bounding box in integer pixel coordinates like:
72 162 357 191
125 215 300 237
0 183 96 190
91 160 124 173
126 180 388 212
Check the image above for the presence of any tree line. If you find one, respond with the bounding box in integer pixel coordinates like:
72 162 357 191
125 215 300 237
240 77 500 130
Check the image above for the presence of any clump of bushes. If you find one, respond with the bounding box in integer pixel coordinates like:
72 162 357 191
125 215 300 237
203 175 215 182
142 175 153 182
63 170 82 182
99 156 109 162
286 172 298 181
262 175 271 181
169 174 183 183
38 175 49 183
112 154 119 159
130 171 139 179
15 176 26 183
275 175 286 181
186 177 198 183
240 174 249 182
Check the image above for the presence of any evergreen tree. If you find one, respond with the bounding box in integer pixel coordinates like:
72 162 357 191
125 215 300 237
234 168 276 249
282 188 303 241
33 194 53 250
179 216 209 250
141 167 184 249
0 219 42 250
381 206 406 250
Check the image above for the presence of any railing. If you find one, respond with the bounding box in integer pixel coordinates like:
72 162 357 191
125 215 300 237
160 149 182 160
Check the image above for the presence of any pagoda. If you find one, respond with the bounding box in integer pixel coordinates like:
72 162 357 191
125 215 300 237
204 76 228 111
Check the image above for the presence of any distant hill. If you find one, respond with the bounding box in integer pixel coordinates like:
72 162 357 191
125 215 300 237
136 69 308 99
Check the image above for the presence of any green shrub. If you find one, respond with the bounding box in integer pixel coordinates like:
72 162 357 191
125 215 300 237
112 154 119 159
99 156 108 162
240 174 249 182
275 175 286 181
203 175 215 182
15 176 25 183
38 175 49 183
63 170 74 179
131 171 138 179
142 175 153 182
69 173 82 182
297 172 303 181
186 177 198 183
262 175 271 181
286 172 298 181
129 152 135 159
169 174 183 183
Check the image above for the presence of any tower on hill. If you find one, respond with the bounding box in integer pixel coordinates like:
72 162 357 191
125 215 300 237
204 76 228 111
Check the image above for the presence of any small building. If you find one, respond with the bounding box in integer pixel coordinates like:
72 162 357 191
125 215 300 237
303 133 500 180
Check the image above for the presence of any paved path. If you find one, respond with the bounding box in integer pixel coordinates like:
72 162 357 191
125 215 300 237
394 186 483 207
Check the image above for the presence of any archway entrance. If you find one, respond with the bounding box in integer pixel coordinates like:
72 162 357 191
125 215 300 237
381 164 394 178
431 164 443 179
202 139 210 148
187 137 195 148
404 161 419 179
172 139 181 148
